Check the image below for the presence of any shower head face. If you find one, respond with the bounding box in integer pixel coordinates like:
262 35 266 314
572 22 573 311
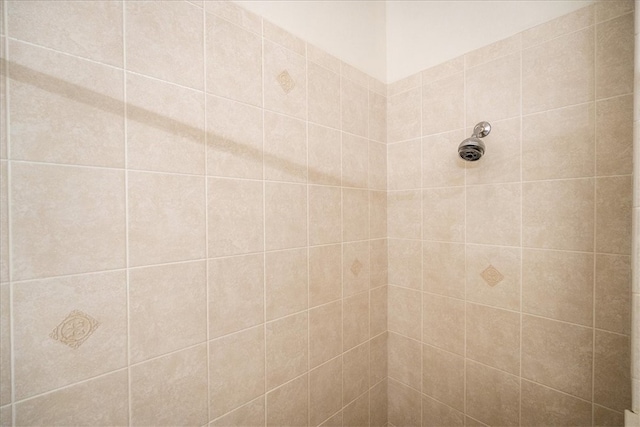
458 137 485 161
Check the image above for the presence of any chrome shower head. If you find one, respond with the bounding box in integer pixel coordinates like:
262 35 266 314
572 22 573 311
458 121 491 162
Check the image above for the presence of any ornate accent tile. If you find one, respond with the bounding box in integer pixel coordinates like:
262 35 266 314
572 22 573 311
50 310 100 349
481 265 504 287
277 70 295 94
351 259 363 277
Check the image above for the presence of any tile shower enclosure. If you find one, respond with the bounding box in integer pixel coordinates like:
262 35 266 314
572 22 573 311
0 1 634 426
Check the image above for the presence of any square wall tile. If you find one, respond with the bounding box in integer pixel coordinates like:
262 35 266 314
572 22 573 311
422 130 466 188
208 254 264 339
264 112 307 183
308 61 340 129
466 183 521 246
388 239 421 290
422 73 464 136
265 182 307 251
370 286 388 338
266 374 308 427
208 177 263 257
342 133 369 189
343 188 369 242
13 271 127 399
9 41 124 168
521 380 592 427
206 14 262 106
370 239 388 289
309 244 342 307
422 56 464 84
343 342 369 404
126 1 203 89
343 241 370 297
204 1 262 34
423 293 464 355
209 326 265 419
307 43 340 74
596 95 633 176
266 312 308 389
388 190 421 239
309 185 341 245
521 5 593 48
465 34 521 68
465 118 521 185
594 330 631 412
308 124 341 186
466 244 521 311
341 78 368 138
370 191 387 239
370 332 388 385
595 254 631 334
129 261 206 363
343 291 370 350
594 405 625 427
369 141 387 191
207 95 263 179
131 345 208 426
264 41 307 119
388 286 421 341
387 88 421 143
423 241 465 299
0 284 8 406
388 332 421 390
343 392 369 426
596 176 633 254
11 163 125 280
423 187 465 243
422 395 464 427
266 248 308 321
423 344 465 412
128 172 205 267
310 357 342 426
127 73 205 175
0 162 8 283
388 139 421 190
466 361 520 427
210 397 265 427
596 13 634 98
309 301 342 368
369 91 387 143
388 379 421 427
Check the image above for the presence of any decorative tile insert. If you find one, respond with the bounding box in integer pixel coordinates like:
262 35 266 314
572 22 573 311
481 265 504 287
50 310 100 349
350 259 363 276
277 70 295 94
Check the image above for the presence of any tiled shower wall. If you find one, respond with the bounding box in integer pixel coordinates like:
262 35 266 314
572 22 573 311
385 2 634 426
633 0 640 419
0 1 389 425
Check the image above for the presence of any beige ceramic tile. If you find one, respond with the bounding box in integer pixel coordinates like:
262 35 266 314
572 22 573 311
466 303 520 374
369 190 387 239
11 163 125 280
423 293 464 355
422 56 464 85
264 40 306 119
208 254 264 339
522 27 594 114
387 379 421 427
523 178 595 251
266 312 308 389
594 405 625 427
422 130 466 188
342 188 369 241
465 34 521 69
14 370 128 426
206 14 262 106
207 94 263 179
522 103 595 180
265 182 307 250
423 241 465 299
369 141 387 191
466 183 521 246
208 177 263 256
264 111 307 183
422 344 465 412
465 416 489 427
127 73 204 174
422 395 464 427
308 61 340 129
597 176 633 254
595 254 631 334
596 95 633 176
369 76 386 95
342 133 369 189
422 73 464 136
370 286 388 338
13 271 127 399
126 1 203 89
370 332 388 385
128 172 205 266
204 1 262 34
0 38 5 162
209 326 264 419
523 249 594 326
0 162 7 283
388 73 421 97
388 190 422 239
266 374 308 427
596 0 634 22
388 239 421 290
388 139 421 190
263 20 305 55
310 357 343 426
594 330 631 412
465 244 521 311
309 301 342 368
341 78 368 138
129 261 206 363
319 411 343 427
370 239 388 289
8 0 123 66
422 187 465 242
388 332 421 390
387 88 421 143
308 124 341 186
0 284 8 406
466 360 520 427
522 5 594 48
343 291 369 350
466 53 521 125
309 185 341 245
520 379 592 427
522 315 593 400
9 41 124 168
343 391 369 426
341 62 369 87
266 248 308 321
465 118 521 185
369 91 387 143
309 244 342 307
596 13 634 98
307 43 341 74
131 345 208 426
388 286 421 341
0 405 6 426
343 241 370 297
343 342 369 404
210 397 265 427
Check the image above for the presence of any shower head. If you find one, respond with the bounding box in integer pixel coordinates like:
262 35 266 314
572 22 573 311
458 121 491 162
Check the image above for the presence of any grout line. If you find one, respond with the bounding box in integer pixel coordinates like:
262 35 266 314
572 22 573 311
592 18 598 426
519 38 524 427
304 39 312 427
259 15 268 427
419 68 425 424
202 5 211 424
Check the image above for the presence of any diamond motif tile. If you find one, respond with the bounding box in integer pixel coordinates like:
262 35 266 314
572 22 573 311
350 259 363 276
481 264 504 287
50 310 100 349
277 70 295 94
